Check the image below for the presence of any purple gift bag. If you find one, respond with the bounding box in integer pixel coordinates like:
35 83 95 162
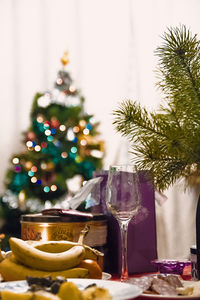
92 170 158 274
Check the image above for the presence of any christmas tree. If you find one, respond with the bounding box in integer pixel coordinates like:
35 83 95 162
113 25 200 192
0 51 104 242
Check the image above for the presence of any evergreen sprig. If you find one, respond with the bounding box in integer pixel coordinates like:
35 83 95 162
113 25 200 191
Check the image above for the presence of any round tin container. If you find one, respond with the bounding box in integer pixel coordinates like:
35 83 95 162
20 213 107 248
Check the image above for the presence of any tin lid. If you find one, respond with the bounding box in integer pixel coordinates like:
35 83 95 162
20 213 107 223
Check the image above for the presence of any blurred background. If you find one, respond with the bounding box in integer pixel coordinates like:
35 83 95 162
0 0 200 259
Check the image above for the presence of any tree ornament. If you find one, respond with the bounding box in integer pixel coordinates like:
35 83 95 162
61 50 69 66
25 161 33 170
27 132 36 141
55 71 72 91
50 117 60 129
37 93 51 107
45 162 55 171
41 172 56 185
18 190 26 211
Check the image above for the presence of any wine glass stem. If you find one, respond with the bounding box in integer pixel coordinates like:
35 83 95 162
119 220 129 281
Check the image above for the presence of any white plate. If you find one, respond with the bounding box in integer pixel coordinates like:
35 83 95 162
0 278 142 300
141 294 200 299
140 278 200 299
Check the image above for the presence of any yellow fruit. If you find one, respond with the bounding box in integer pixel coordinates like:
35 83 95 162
58 282 82 300
32 240 104 269
33 291 60 300
77 259 102 279
0 256 89 281
33 240 104 261
9 237 85 271
1 290 33 300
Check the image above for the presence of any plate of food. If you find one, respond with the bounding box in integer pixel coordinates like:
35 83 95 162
0 277 142 300
130 274 200 299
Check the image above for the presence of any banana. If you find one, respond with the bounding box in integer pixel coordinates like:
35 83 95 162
9 237 85 271
32 240 103 260
0 256 89 281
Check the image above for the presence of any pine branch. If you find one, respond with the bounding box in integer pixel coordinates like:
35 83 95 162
113 25 200 191
156 25 200 114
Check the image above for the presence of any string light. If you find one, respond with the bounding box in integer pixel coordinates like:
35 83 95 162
73 126 80 133
28 171 34 177
47 136 53 142
41 142 47 148
44 186 50 193
12 157 19 164
36 115 44 123
41 163 47 170
18 190 26 206
14 166 21 172
89 117 95 124
31 177 37 183
72 137 78 143
51 128 56 134
80 139 87 146
56 78 63 85
61 152 68 158
71 147 77 153
36 179 42 185
45 129 51 136
79 120 86 128
44 124 50 130
59 125 66 131
31 166 37 172
35 145 41 152
51 185 57 191
69 85 76 92
26 141 33 147
83 128 89 135
86 123 92 130
75 156 82 163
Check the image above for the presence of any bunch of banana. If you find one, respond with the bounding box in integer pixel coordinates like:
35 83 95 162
0 226 104 281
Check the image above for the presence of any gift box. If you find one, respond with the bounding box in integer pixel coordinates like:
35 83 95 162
92 170 158 274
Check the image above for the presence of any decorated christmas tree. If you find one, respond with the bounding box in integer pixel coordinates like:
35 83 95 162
0 51 104 241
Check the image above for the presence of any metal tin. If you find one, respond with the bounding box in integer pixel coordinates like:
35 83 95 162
20 213 107 248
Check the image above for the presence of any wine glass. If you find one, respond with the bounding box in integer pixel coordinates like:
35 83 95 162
106 164 141 282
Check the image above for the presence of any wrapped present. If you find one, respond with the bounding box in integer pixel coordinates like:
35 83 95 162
92 170 158 274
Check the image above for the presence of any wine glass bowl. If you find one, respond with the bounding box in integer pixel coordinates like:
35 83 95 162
106 164 141 281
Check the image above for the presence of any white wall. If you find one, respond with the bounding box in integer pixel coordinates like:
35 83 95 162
1 0 200 258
